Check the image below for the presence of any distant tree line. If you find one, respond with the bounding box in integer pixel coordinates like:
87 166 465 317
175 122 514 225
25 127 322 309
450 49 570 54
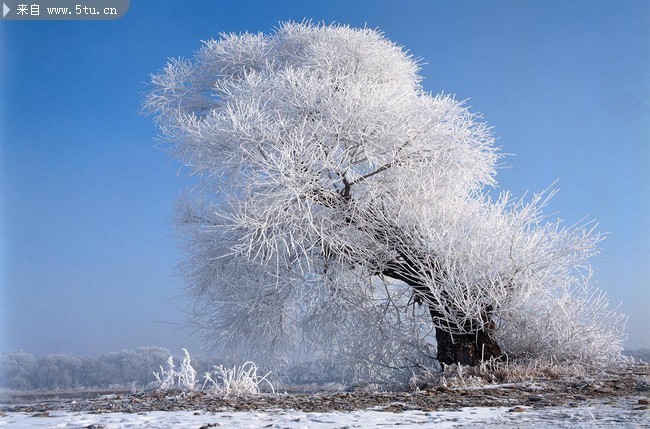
0 348 222 391
1 347 369 391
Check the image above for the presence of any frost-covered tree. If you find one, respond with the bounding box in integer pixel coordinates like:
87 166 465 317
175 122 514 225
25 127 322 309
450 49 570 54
0 352 36 390
145 22 626 377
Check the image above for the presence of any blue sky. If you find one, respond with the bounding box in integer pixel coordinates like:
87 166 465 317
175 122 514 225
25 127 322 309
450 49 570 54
1 0 648 356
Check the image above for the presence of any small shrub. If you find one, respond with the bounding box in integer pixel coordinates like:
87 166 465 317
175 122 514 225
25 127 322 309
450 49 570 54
153 349 197 390
202 361 275 395
154 351 273 395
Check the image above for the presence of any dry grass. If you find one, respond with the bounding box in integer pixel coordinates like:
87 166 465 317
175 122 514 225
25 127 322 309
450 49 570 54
409 357 634 390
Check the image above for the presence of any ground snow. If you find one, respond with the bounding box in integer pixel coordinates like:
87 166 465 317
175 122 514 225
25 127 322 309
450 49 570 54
3 408 505 428
1 404 647 428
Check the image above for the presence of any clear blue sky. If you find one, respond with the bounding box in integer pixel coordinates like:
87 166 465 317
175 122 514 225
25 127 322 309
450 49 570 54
1 0 648 356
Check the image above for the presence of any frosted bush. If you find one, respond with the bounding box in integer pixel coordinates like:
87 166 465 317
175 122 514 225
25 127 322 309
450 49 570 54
154 351 273 395
153 349 197 390
202 361 275 395
153 356 176 390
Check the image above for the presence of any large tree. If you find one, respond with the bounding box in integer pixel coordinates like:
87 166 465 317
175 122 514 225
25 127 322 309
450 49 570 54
145 22 625 378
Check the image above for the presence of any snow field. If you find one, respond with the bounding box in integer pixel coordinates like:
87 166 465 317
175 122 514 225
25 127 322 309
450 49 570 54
2 403 647 428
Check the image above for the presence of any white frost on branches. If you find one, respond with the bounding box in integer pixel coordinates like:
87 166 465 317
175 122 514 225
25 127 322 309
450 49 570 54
153 349 197 390
145 22 626 380
202 361 275 395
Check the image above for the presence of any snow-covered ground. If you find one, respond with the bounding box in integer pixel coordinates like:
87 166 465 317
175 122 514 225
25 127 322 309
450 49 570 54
1 404 647 428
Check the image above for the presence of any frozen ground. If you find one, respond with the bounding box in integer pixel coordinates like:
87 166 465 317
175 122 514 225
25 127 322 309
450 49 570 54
1 403 648 429
2 365 647 427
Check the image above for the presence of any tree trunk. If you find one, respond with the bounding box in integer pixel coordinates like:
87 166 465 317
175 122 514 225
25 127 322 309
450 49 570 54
434 325 502 366
380 258 503 367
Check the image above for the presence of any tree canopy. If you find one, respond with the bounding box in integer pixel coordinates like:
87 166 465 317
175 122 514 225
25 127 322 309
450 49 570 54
145 22 626 381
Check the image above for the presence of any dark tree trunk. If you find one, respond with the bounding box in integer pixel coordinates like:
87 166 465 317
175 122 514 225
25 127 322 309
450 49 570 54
381 256 503 367
434 325 502 366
